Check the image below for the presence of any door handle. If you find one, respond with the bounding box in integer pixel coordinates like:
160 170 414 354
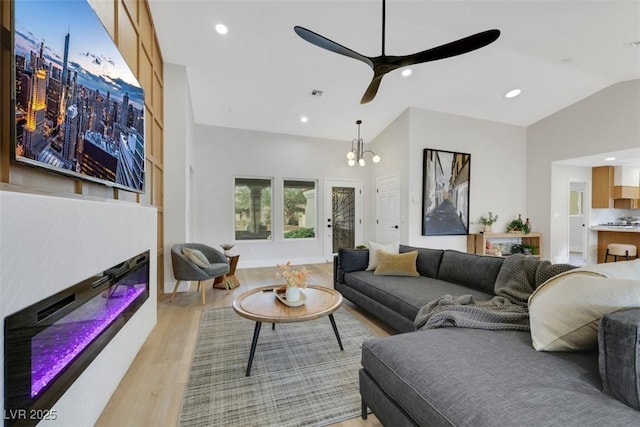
392 225 398 229
327 225 332 228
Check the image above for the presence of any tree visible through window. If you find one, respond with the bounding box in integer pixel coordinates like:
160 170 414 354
283 180 316 239
234 178 272 240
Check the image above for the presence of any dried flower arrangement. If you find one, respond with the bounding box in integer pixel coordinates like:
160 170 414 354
276 261 310 288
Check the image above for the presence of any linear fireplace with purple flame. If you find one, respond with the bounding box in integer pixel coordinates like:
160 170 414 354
4 251 149 427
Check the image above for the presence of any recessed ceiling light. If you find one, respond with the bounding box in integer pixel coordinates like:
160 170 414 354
300 116 308 123
605 157 616 161
215 24 228 35
401 69 412 77
504 88 521 99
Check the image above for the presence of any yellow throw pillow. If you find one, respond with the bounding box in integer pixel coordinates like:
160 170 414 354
366 241 399 270
374 250 419 277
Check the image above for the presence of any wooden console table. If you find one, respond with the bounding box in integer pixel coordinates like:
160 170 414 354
213 254 240 289
467 232 542 258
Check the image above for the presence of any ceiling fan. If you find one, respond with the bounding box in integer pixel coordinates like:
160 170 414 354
294 0 500 104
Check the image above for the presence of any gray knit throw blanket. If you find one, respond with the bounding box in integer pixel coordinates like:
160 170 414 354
414 254 545 331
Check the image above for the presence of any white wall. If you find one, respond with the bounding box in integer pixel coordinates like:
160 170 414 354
527 80 640 261
191 124 367 268
367 109 410 242
370 107 527 252
0 191 157 427
174 79 640 267
186 106 528 266
163 64 195 291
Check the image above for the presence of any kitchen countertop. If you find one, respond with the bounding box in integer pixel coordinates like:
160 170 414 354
590 225 640 233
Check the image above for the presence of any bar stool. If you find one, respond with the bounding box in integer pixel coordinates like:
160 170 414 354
605 243 637 262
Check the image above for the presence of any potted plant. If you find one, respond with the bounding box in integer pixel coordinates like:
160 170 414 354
220 243 235 256
507 214 530 234
509 243 523 254
479 212 498 233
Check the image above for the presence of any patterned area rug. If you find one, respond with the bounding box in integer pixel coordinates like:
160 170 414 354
179 306 377 427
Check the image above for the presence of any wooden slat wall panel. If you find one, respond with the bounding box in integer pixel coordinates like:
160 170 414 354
153 73 163 123
0 0 165 297
117 2 138 75
153 117 163 164
122 0 138 25
140 50 153 103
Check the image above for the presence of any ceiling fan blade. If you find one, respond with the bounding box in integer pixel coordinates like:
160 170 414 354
360 73 385 104
294 26 374 69
397 29 500 67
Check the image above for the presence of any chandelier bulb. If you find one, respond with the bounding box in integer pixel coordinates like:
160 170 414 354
346 151 355 160
359 158 366 167
372 154 381 163
347 159 356 167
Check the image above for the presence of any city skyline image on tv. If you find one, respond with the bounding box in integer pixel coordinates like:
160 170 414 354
13 0 145 193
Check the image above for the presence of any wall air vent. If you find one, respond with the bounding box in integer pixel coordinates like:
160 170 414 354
310 89 323 97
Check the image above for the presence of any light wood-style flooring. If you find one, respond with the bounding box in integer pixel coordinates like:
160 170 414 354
95 263 391 427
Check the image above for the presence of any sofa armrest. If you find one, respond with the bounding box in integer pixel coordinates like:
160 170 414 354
598 308 640 411
334 249 369 286
338 248 369 272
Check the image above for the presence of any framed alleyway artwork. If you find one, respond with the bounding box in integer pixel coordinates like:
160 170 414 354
422 149 471 236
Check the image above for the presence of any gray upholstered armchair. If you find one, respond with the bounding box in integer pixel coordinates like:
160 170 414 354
170 243 230 305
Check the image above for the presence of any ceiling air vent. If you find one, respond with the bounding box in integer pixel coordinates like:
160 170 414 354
310 89 323 97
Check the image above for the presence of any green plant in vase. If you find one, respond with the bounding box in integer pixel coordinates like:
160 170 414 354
507 214 530 234
479 212 498 233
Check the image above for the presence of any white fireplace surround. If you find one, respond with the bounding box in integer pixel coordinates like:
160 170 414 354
0 191 157 426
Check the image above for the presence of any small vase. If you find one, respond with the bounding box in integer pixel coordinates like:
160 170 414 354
224 249 232 256
484 224 492 234
285 286 300 302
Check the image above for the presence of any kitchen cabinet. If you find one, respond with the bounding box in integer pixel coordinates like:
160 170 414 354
592 166 614 208
592 166 640 209
613 186 640 209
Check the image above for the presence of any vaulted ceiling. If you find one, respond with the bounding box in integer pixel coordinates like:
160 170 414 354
148 1 640 144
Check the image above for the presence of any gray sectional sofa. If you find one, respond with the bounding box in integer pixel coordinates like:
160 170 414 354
334 245 640 426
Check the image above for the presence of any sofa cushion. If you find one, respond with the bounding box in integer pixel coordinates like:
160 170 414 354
529 262 640 351
599 308 640 411
343 271 492 322
374 251 419 277
399 245 443 278
366 241 399 270
338 248 369 273
436 250 502 294
361 328 640 427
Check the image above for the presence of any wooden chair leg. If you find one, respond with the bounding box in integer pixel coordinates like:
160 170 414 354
199 280 206 305
170 280 181 302
605 249 610 263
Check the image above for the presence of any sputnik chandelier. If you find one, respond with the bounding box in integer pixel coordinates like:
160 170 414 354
346 120 380 167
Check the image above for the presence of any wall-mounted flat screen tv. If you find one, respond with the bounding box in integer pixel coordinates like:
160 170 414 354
12 0 145 193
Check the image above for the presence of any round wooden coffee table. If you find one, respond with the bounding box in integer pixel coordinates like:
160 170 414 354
232 285 344 376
